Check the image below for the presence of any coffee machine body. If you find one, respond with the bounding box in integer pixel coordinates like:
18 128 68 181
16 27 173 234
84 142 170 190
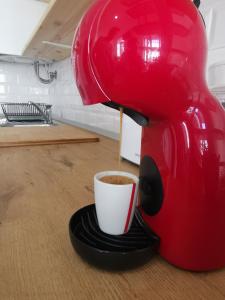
72 0 225 271
140 107 225 271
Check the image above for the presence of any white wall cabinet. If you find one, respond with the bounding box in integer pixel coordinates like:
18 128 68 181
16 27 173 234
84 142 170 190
0 0 48 55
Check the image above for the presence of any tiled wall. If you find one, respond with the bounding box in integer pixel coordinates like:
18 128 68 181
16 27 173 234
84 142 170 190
0 59 120 136
0 62 50 103
0 61 50 116
49 58 120 136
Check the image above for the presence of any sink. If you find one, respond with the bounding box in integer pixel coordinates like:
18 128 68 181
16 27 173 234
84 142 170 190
0 118 57 127
5 123 55 128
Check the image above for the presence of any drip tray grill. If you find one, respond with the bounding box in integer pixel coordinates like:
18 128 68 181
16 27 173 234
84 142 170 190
69 204 159 270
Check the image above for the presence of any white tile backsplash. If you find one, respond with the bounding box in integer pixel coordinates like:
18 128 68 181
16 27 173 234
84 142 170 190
49 58 120 135
0 62 51 103
0 58 119 136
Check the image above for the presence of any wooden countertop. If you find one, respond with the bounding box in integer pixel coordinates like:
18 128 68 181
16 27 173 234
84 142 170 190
0 124 99 148
0 129 225 300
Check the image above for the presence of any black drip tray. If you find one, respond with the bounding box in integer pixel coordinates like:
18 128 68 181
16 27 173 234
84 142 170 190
69 204 159 270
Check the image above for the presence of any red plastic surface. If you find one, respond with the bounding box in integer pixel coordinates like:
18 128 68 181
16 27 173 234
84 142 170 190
72 0 225 271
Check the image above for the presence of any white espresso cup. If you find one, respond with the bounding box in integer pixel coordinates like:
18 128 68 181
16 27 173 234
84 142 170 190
94 171 139 235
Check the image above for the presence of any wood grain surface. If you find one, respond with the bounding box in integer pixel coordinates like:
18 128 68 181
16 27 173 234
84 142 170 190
23 0 93 61
0 124 99 148
0 130 225 300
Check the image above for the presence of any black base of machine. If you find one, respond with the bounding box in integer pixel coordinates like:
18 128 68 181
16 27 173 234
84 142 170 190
69 204 159 271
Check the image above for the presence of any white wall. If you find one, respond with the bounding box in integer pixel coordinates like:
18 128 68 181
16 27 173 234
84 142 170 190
0 0 48 55
200 0 225 91
0 62 50 107
49 58 120 136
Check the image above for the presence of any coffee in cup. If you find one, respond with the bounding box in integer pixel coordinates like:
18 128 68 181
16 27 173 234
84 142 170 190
99 175 135 185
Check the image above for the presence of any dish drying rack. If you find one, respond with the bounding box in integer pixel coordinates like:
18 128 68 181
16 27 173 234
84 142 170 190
1 102 52 124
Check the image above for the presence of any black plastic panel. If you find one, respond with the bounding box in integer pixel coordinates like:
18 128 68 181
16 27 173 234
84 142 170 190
139 156 164 216
103 101 149 127
194 0 200 8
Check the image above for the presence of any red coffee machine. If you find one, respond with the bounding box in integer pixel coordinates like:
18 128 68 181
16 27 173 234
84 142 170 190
71 0 225 271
